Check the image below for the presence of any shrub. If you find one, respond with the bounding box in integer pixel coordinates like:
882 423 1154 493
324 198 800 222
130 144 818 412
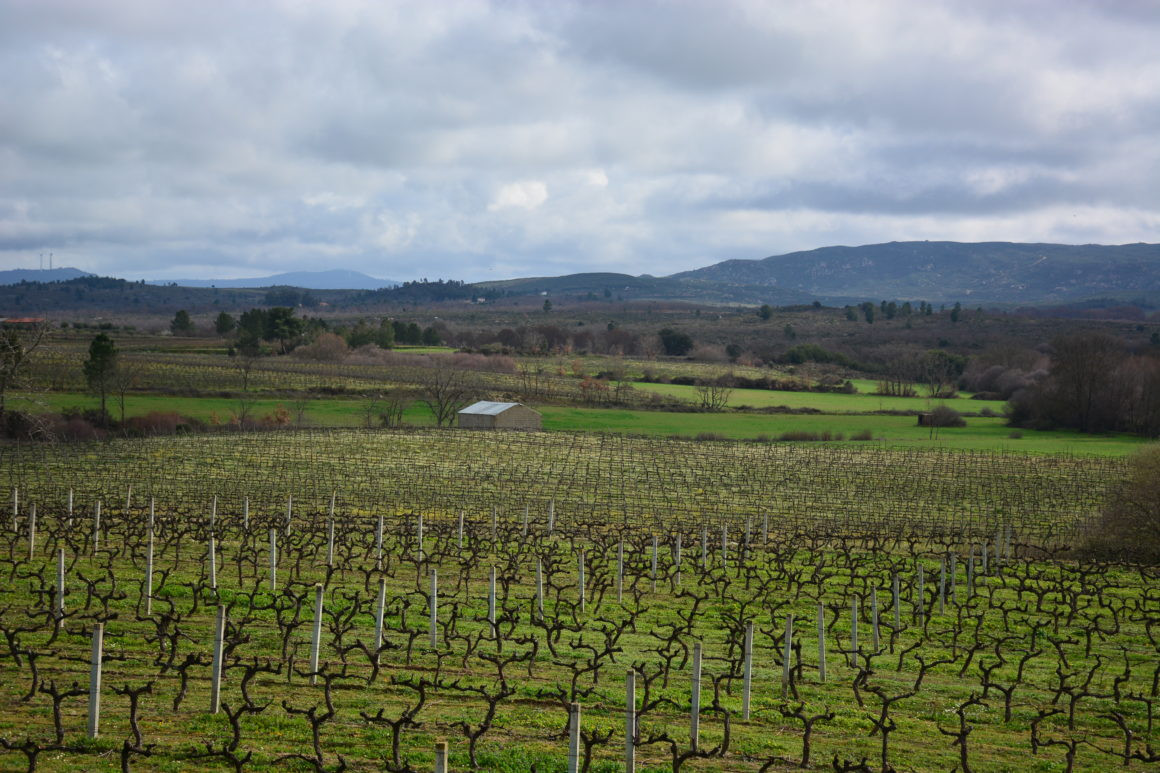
1082 446 1160 563
123 411 200 436
850 429 874 441
927 405 966 427
693 432 728 442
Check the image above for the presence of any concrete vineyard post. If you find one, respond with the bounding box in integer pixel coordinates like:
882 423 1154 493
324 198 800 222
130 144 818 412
916 564 924 623
742 620 754 720
568 701 581 773
871 587 881 650
285 495 292 536
434 741 449 773
376 514 385 567
535 559 544 619
487 566 497 635
762 512 769 547
577 550 586 613
208 535 217 590
145 521 154 616
67 488 73 526
967 549 975 599
210 494 217 533
56 548 66 618
720 523 728 565
850 597 858 658
310 584 324 685
457 510 464 549
817 602 827 683
625 669 636 772
700 525 707 569
93 500 101 553
429 569 438 649
417 513 424 564
88 623 103 738
650 535 658 592
782 614 794 697
374 578 387 664
269 529 278 592
243 497 249 531
892 573 901 631
939 558 946 614
10 487 16 531
616 540 624 603
547 499 554 536
326 515 335 568
690 641 702 751
522 504 528 537
27 504 35 559
210 605 226 713
950 554 957 605
125 485 131 513
674 533 682 587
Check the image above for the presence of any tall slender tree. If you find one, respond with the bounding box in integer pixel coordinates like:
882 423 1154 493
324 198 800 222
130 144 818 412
83 333 118 422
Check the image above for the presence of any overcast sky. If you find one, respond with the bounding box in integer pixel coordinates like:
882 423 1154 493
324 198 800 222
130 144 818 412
2 0 1159 283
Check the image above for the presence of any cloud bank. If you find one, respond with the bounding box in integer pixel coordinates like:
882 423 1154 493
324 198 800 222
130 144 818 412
1 0 1158 282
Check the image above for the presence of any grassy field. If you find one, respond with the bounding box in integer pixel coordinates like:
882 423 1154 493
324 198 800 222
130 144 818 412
541 406 1147 455
0 430 1151 772
634 380 1007 414
15 390 1146 456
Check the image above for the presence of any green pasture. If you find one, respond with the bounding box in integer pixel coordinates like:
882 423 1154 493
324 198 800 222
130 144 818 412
540 406 1145 455
633 379 1007 415
13 390 1145 455
11 391 439 429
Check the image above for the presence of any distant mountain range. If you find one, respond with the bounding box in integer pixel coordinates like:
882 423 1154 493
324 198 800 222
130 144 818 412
5 242 1160 311
0 267 94 285
672 241 1160 304
148 269 399 290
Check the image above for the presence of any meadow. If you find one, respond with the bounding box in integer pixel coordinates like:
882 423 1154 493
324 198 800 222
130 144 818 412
16 390 1146 457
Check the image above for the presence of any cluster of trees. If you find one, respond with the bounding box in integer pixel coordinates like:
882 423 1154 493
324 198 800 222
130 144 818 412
358 279 477 305
1007 333 1160 435
845 300 948 323
876 349 967 397
459 324 644 356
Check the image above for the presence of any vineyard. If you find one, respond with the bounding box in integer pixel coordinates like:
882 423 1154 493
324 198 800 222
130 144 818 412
0 430 1155 771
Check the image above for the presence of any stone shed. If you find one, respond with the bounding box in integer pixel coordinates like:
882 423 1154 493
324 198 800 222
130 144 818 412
457 401 542 431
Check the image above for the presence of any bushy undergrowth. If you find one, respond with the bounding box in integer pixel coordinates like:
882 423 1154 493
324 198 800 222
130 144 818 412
1082 445 1160 563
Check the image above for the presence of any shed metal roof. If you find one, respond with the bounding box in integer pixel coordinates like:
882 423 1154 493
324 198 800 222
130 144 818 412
458 400 523 416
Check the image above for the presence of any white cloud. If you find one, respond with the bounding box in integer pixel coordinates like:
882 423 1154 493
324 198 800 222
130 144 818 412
488 181 549 212
0 0 1157 281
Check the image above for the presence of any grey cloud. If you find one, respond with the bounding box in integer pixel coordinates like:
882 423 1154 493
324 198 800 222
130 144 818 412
0 0 1157 282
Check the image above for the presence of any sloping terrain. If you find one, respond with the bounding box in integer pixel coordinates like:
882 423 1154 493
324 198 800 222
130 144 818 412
673 241 1160 303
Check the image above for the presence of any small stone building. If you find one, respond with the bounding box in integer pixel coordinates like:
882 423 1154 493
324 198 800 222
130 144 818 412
457 401 542 431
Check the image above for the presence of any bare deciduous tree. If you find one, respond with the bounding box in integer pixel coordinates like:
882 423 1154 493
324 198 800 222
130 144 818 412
695 373 734 411
418 358 478 426
0 320 47 422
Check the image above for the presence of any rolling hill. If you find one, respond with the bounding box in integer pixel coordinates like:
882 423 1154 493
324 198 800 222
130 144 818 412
150 269 398 290
672 241 1160 304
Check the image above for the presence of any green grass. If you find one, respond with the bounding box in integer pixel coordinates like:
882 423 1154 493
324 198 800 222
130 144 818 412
13 391 1145 455
13 392 440 428
634 379 1007 414
540 406 1146 455
0 429 1149 772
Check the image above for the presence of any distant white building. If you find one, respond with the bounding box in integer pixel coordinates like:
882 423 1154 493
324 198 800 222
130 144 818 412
457 401 542 431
